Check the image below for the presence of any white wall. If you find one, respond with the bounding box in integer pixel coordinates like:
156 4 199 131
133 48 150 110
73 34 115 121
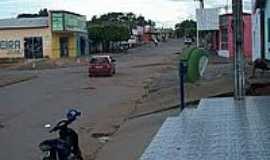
252 9 262 61
265 0 270 60
0 28 51 58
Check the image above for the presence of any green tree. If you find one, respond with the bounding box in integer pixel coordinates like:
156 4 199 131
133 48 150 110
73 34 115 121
88 12 155 52
88 25 104 43
136 16 147 26
38 9 49 17
17 8 48 18
175 20 197 38
88 24 130 52
147 20 156 27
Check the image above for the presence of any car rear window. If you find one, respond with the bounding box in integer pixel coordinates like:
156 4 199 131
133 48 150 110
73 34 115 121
90 57 109 64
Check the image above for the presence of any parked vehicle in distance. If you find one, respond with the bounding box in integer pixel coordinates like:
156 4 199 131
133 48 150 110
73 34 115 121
128 38 137 47
184 37 193 45
119 41 129 52
88 55 116 77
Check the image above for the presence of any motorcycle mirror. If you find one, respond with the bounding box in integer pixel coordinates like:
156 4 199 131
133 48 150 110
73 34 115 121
44 124 51 128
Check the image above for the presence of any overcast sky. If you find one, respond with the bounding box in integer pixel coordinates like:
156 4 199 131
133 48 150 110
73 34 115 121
0 0 251 28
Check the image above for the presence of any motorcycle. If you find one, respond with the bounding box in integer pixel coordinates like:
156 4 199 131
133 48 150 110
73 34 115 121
39 109 83 160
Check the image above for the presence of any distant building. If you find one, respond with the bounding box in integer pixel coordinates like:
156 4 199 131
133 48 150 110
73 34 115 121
130 25 156 44
143 25 159 44
0 10 89 59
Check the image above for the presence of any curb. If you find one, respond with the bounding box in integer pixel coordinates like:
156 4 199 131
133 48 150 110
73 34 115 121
128 92 234 120
128 100 200 120
0 76 37 88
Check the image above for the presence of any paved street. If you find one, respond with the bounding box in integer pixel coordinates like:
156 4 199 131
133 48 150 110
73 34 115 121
0 1 258 160
95 108 182 160
0 39 184 160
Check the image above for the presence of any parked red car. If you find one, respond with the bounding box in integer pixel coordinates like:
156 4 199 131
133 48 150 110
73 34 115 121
88 55 116 77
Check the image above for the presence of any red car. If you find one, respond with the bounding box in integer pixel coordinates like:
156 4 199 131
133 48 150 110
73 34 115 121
88 55 116 77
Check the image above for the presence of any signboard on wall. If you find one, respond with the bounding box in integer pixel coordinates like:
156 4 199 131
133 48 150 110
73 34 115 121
196 8 219 31
52 13 64 31
51 12 87 33
64 13 87 32
0 40 20 50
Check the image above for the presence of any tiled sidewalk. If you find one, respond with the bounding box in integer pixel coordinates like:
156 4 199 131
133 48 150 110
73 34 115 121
140 96 270 160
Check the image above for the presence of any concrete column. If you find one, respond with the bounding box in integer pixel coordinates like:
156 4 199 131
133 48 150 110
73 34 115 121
232 0 245 100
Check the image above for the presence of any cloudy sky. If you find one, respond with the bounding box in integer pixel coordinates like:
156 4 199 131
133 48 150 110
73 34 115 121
0 0 251 27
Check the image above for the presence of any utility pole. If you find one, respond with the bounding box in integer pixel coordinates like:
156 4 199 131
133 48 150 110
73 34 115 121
196 0 204 48
199 0 204 8
232 0 245 100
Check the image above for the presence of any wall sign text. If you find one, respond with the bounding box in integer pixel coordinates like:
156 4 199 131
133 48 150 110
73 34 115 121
0 40 20 50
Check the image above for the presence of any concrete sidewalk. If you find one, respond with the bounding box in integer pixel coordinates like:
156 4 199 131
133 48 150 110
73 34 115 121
140 97 270 160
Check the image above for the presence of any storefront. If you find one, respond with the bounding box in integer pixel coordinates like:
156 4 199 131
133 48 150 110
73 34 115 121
0 10 89 59
218 13 252 58
50 11 89 58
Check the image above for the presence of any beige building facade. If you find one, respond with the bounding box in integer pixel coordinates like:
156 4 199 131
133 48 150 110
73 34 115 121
0 27 52 58
0 10 89 59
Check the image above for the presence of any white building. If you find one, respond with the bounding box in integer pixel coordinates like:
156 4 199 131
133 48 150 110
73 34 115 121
252 0 263 61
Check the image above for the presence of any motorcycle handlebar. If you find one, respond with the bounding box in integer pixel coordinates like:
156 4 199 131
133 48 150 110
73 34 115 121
48 109 81 133
49 120 70 133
